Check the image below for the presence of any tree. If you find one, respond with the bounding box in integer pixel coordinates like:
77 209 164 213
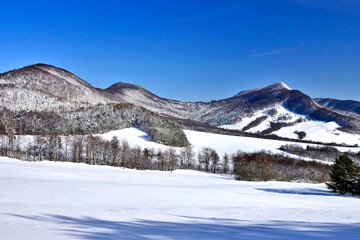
156 149 165 171
72 136 84 163
210 149 219 173
143 148 151 169
223 153 230 174
132 146 142 169
168 148 177 173
121 139 130 168
326 154 359 195
110 136 120 166
184 144 195 169
198 148 213 172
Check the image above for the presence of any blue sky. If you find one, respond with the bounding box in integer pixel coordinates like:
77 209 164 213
1 0 360 101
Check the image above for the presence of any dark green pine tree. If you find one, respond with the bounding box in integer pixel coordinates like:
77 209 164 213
326 154 358 195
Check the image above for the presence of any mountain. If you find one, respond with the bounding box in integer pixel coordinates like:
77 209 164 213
315 98 360 115
0 64 111 110
1 63 360 145
106 80 360 132
0 64 189 146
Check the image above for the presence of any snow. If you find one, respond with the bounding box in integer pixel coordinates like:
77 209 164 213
222 106 300 132
0 157 359 240
236 82 292 97
221 106 360 146
95 128 360 164
7 126 360 167
185 129 290 156
96 128 296 158
37 65 88 90
97 128 174 152
273 120 360 146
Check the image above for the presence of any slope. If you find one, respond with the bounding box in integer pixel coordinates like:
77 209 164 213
1 157 359 240
0 64 110 110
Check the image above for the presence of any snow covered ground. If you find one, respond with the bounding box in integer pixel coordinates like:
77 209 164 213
96 128 360 164
1 157 360 240
221 106 360 146
7 126 360 167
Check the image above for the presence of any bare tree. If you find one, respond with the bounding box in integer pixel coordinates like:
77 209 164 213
210 149 219 173
198 148 213 172
223 153 230 174
157 149 165 171
185 144 195 169
121 139 130 168
110 136 120 166
168 148 177 173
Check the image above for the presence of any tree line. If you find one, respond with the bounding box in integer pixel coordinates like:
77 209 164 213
0 103 189 147
0 133 233 174
0 131 336 183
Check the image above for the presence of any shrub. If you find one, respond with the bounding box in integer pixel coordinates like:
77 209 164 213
294 131 306 140
232 151 330 182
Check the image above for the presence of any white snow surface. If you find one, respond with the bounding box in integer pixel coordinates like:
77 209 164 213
1 157 359 240
273 121 360 146
222 106 360 146
94 128 360 164
97 128 172 152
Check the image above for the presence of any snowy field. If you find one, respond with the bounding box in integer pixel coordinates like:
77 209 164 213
1 157 360 240
97 128 360 164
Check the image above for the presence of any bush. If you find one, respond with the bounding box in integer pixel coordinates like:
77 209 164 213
232 151 330 182
294 131 306 140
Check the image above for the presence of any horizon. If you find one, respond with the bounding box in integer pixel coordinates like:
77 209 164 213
1 62 357 102
1 0 360 101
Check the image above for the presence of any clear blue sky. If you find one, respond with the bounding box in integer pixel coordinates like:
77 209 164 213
1 0 360 101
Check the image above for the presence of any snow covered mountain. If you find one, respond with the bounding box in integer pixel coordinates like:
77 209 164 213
106 80 360 134
1 63 360 145
315 98 360 115
0 64 111 110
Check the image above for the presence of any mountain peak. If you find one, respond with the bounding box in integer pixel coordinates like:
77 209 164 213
236 82 291 97
268 82 291 90
106 82 144 92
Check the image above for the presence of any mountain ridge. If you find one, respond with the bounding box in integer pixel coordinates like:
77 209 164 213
1 63 360 139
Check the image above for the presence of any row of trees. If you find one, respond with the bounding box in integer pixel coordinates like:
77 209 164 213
232 151 331 183
0 133 231 174
280 144 360 163
7 132 358 185
0 132 334 183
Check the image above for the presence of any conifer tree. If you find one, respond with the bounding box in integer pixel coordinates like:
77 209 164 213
327 154 358 195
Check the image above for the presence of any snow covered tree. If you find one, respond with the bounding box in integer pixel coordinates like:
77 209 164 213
327 154 359 195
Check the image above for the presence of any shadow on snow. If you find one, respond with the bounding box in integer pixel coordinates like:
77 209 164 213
6 213 360 240
256 188 333 196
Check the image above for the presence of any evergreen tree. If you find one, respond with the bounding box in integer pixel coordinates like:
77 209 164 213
326 154 358 195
